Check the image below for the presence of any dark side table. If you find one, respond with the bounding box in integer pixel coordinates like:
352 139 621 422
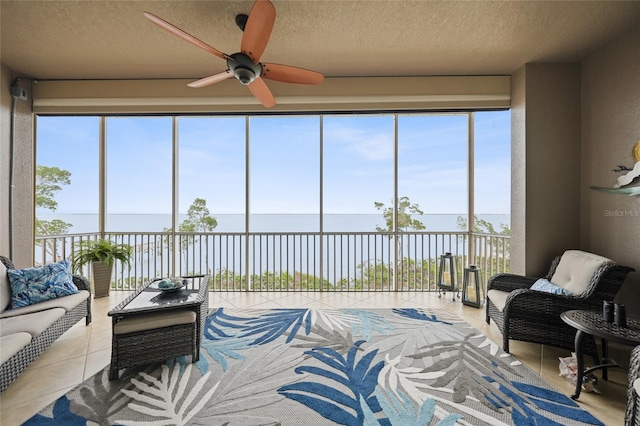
561 309 640 400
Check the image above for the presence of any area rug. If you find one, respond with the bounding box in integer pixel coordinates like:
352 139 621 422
26 307 603 425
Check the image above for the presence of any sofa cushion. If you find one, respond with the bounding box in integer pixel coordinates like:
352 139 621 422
0 307 66 338
114 310 196 335
550 250 611 296
7 260 79 309
0 290 89 319
0 261 10 313
0 332 32 364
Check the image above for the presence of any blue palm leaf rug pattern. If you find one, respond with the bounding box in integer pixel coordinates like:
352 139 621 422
27 307 603 425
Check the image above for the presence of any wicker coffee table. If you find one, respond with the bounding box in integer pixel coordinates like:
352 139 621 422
561 309 640 400
107 275 209 380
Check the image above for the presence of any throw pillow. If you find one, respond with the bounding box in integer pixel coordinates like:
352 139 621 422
530 278 572 296
8 260 79 309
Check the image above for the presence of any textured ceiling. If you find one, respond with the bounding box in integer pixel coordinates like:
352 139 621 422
2 1 640 82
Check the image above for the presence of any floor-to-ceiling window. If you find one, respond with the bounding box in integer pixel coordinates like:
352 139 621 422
35 111 511 290
249 116 321 288
472 110 511 275
397 114 469 288
323 115 395 289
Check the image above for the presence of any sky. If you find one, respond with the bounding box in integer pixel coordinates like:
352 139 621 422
36 111 511 224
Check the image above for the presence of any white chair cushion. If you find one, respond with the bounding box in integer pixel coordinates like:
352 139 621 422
550 250 611 296
487 289 510 312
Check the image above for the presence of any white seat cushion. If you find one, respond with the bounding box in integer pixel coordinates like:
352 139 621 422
0 307 66 337
114 310 196 335
487 289 510 312
0 332 32 364
0 290 89 319
550 250 611 296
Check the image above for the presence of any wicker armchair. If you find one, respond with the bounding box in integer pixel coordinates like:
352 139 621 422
485 250 634 362
626 345 640 426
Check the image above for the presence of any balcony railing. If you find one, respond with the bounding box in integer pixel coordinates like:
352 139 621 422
35 231 510 292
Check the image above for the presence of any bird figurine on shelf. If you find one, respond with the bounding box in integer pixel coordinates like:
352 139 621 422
591 140 640 196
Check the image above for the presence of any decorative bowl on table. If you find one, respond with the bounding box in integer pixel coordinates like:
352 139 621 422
154 277 185 292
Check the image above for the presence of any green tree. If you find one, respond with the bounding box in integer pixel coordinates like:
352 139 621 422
35 165 73 236
373 196 426 289
457 215 511 275
164 198 218 264
179 198 218 233
456 216 510 235
374 196 426 233
35 165 73 260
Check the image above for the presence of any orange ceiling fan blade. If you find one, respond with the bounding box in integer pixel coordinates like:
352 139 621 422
241 0 276 63
262 63 324 85
248 77 276 108
187 70 234 88
143 12 229 60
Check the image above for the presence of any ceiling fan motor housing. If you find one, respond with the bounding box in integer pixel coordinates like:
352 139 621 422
228 53 263 85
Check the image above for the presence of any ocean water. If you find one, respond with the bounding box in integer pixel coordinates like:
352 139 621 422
36 213 510 284
37 213 510 234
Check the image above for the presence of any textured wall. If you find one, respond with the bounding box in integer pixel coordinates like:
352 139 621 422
0 63 35 267
510 63 582 276
0 64 11 257
581 26 640 313
510 67 526 275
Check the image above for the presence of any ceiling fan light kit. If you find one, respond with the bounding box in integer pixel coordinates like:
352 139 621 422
228 53 262 85
144 0 324 107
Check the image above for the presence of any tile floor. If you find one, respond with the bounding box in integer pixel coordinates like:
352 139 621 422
0 291 631 425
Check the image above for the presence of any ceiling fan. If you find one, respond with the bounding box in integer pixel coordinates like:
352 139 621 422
143 0 324 108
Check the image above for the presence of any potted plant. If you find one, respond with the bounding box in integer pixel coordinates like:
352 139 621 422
71 239 132 298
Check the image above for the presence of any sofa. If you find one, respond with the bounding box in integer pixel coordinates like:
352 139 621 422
0 256 92 393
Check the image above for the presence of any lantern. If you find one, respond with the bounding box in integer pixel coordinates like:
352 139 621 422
437 252 459 300
462 265 484 308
